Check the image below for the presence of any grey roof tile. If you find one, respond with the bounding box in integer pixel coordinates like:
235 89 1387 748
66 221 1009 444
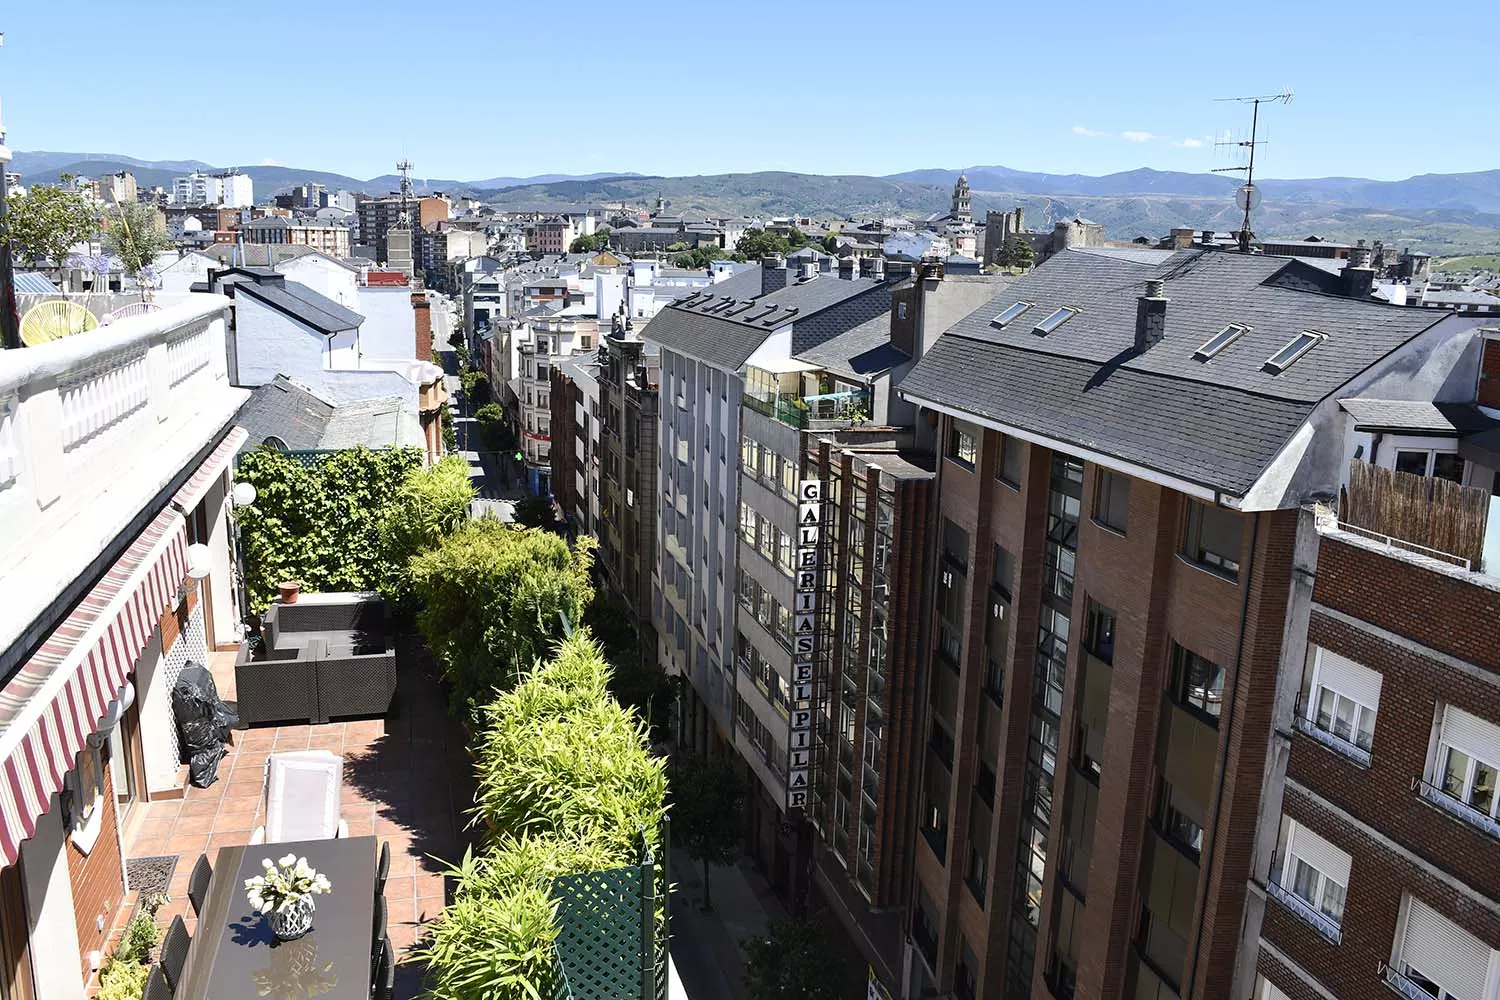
235 278 364 334
235 376 335 452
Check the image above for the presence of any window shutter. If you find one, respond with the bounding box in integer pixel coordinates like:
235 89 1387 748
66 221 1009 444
1440 706 1500 765
1285 820 1351 887
1401 896 1491 1000
1316 648 1383 710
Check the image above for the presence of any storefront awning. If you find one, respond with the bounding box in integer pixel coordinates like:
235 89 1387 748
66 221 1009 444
171 426 247 514
0 505 187 865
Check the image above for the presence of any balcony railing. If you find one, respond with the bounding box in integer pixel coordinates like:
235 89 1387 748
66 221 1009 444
1414 776 1500 841
1379 962 1436 1000
1266 874 1343 944
1293 700 1373 768
0 296 242 661
742 388 871 431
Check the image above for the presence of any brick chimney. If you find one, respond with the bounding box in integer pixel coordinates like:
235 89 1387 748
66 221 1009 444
1170 227 1195 249
761 255 787 295
412 294 433 361
1478 333 1500 409
1135 279 1169 352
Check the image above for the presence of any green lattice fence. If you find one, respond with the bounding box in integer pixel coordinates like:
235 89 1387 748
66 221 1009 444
551 828 669 1000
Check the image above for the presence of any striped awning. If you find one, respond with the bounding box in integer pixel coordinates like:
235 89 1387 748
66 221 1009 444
0 506 187 865
172 426 248 514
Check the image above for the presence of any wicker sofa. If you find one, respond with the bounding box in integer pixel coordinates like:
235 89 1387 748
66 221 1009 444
236 592 397 725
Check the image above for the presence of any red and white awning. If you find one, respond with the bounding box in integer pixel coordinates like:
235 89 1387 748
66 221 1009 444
172 426 247 514
0 506 187 865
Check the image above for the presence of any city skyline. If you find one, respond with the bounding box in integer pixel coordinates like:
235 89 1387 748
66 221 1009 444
2 0 1497 183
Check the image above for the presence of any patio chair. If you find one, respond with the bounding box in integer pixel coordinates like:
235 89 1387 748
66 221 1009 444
188 853 212 918
160 915 190 990
370 897 388 989
373 935 394 1000
248 750 350 845
143 964 171 1000
375 841 390 897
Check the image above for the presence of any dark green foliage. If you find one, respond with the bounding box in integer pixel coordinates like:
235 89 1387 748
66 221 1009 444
669 752 743 907
511 494 556 530
744 919 851 1000
786 227 809 249
408 519 595 709
568 229 611 253
474 402 506 451
448 329 466 349
1007 234 1035 270
734 228 791 260
670 245 729 269
584 593 667 725
380 455 476 608
461 368 491 406
440 404 458 452
1 180 99 268
235 447 423 612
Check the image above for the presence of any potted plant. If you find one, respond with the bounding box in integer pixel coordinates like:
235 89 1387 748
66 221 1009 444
245 854 331 942
277 581 301 604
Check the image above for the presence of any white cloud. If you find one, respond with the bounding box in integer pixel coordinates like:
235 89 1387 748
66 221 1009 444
1071 125 1109 137
261 158 284 166
1120 131 1156 143
1175 138 1204 148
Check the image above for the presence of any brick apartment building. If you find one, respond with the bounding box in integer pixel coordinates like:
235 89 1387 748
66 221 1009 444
895 246 1498 1000
356 194 449 264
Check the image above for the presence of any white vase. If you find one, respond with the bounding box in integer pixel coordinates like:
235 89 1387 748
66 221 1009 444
266 895 315 941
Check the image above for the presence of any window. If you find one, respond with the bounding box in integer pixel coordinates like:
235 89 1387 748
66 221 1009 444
1033 306 1078 335
976 760 996 806
1155 779 1203 857
1303 647 1381 758
992 300 1034 328
930 719 955 769
998 434 1024 488
1264 330 1325 373
1396 450 1428 475
1181 500 1243 579
1094 468 1130 533
1391 895 1497 1000
898 302 908 320
1084 601 1115 664
1193 323 1250 361
992 544 1015 601
1170 643 1224 721
1274 819 1349 937
1432 706 1500 828
1395 449 1465 483
949 421 978 468
942 518 970 573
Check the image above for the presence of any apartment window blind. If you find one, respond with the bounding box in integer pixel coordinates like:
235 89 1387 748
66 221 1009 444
1440 706 1500 765
1283 820 1351 887
1314 648 1383 710
1400 896 1492 1000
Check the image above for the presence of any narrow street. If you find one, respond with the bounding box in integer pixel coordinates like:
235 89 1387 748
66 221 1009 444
434 335 525 521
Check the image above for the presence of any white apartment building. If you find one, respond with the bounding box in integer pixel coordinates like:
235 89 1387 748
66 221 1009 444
0 296 247 998
170 171 253 208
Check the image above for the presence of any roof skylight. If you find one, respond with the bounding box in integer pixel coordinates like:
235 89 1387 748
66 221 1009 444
1194 323 1250 361
1264 330 1326 374
991 301 1033 328
1033 306 1079 336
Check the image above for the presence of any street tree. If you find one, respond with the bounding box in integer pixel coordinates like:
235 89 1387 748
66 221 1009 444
734 228 791 261
511 494 556 530
743 919 850 1000
2 180 99 270
101 201 172 293
669 752 744 910
1007 235 1035 271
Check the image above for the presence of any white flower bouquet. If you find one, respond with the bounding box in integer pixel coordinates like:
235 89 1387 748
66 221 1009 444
244 854 332 915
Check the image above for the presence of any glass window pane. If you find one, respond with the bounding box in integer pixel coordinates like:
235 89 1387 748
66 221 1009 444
1316 688 1337 731
1433 452 1464 483
1470 759 1497 816
1291 859 1319 905
1443 747 1471 799
1332 696 1356 741
1395 450 1428 476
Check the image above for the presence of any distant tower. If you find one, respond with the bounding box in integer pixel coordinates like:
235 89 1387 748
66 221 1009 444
388 158 416 277
951 173 972 224
396 159 415 228
655 192 665 215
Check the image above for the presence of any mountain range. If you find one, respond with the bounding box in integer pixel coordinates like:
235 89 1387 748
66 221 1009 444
12 152 1500 256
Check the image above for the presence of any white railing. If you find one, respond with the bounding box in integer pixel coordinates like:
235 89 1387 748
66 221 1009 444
0 297 239 641
1266 875 1343 944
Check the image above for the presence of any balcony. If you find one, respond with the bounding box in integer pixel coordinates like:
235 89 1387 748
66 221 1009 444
1380 962 1438 1000
1293 696 1373 768
0 295 245 663
1335 460 1499 575
1414 776 1500 841
742 363 871 431
1266 873 1343 944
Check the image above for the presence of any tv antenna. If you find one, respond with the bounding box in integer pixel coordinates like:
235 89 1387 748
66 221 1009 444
1212 89 1293 250
396 158 414 228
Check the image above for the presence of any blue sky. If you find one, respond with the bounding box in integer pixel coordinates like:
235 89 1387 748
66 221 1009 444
1 0 1495 183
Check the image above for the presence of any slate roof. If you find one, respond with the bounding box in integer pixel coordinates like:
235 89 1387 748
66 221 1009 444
235 376 335 452
1338 399 1496 435
234 278 365 334
642 266 886 371
899 247 1447 497
794 311 909 381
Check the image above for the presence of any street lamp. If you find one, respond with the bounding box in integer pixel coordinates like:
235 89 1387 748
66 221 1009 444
229 480 257 635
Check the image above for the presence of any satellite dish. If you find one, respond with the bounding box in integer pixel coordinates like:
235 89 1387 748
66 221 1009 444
1235 183 1262 212
20 301 99 346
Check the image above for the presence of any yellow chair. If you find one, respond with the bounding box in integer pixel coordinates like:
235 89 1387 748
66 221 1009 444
19 300 99 346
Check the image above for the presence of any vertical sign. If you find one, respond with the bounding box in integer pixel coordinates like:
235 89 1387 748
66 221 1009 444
787 478 824 809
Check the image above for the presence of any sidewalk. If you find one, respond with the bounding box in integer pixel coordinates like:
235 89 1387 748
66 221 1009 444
668 853 788 1000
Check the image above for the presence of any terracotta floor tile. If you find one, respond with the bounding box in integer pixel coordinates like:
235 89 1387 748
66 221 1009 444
176 796 223 819
381 875 415 901
216 797 261 824
412 871 445 900
222 777 264 801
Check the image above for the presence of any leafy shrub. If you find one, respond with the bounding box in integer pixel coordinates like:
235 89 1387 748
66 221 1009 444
420 634 665 1000
408 520 594 710
380 455 476 608
236 447 423 612
461 369 490 406
474 402 506 451
97 959 149 1000
97 896 167 1000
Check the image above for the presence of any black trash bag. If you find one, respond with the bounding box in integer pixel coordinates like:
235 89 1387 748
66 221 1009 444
182 719 227 787
171 661 239 746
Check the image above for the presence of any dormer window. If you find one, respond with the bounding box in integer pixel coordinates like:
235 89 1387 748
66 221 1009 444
1033 306 1078 336
991 301 1033 328
1265 331 1326 374
1194 323 1250 361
